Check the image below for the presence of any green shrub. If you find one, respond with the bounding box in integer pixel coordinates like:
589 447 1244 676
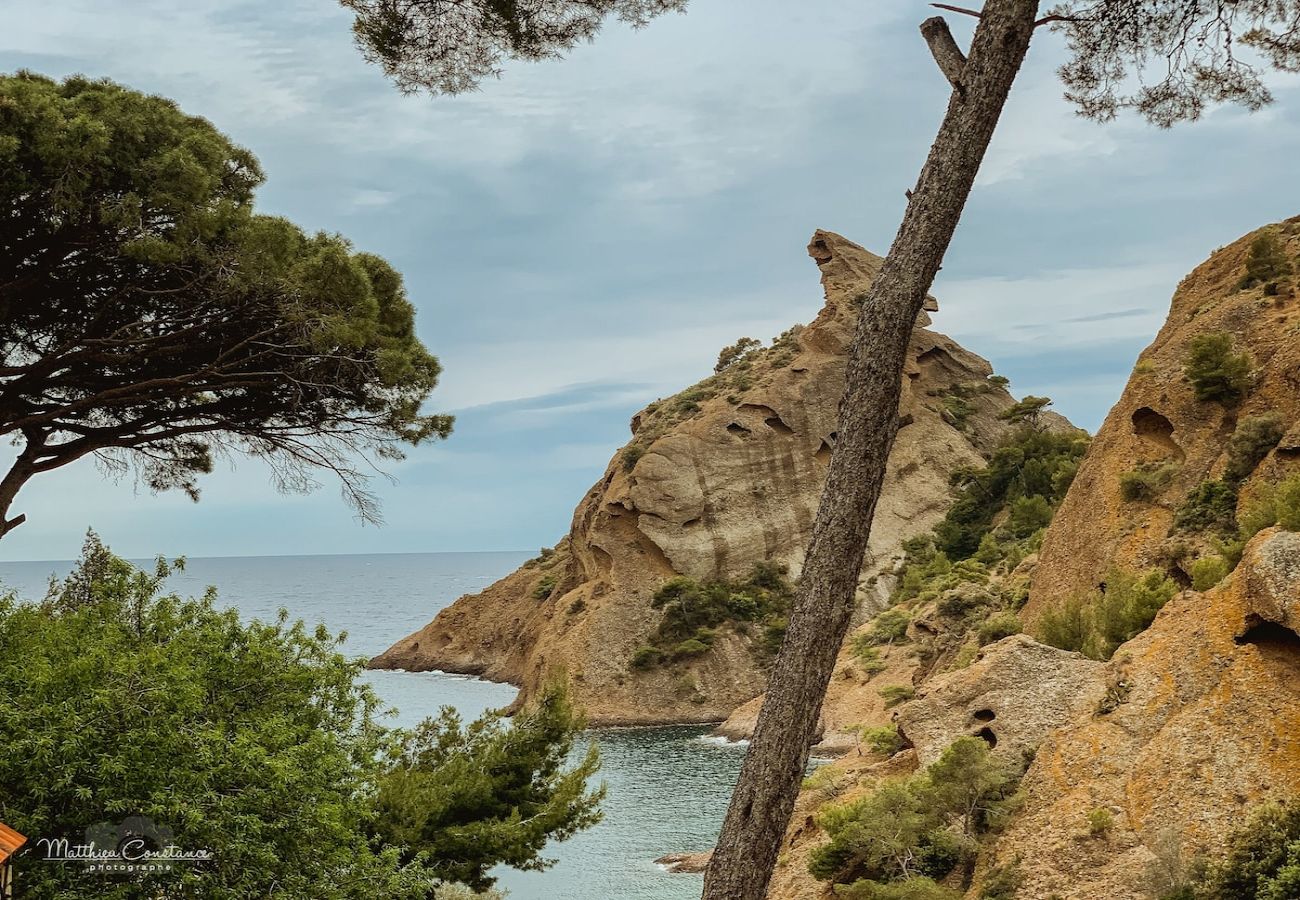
632 563 793 668
1087 807 1115 836
1279 475 1300 532
865 607 912 645
1199 801 1300 899
1174 480 1239 535
878 685 916 708
567 598 587 615
980 860 1024 900
1183 332 1252 404
1120 461 1180 501
977 612 1023 645
1006 495 1054 537
531 574 558 600
850 638 889 676
1037 569 1178 660
1239 230 1293 289
1190 555 1231 591
621 444 646 471
836 877 962 899
1223 414 1285 483
630 646 662 669
809 738 1019 892
857 725 904 757
715 336 762 373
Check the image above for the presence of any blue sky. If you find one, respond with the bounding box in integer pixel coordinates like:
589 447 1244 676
2 0 1298 561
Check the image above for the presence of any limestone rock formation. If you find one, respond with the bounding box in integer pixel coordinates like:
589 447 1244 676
1028 217 1300 615
894 634 1106 767
371 231 1033 725
978 529 1300 899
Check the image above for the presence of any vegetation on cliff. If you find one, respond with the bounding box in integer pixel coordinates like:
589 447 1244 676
0 534 601 898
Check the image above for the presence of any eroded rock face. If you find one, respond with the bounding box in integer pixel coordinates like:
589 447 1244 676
895 634 1106 767
1028 219 1300 616
978 530 1300 900
372 231 1031 725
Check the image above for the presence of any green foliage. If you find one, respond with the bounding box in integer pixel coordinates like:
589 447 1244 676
1174 480 1240 535
633 562 793 668
977 612 1023 645
532 573 558 600
567 598 587 615
998 395 1053 427
621 444 646 471
0 73 450 529
1037 569 1178 660
1087 807 1115 836
980 859 1024 899
1196 802 1300 900
1120 461 1180 501
1183 332 1252 404
1239 231 1293 289
809 737 1020 891
864 607 912 646
835 877 961 899
1223 414 1285 484
1190 555 1231 591
0 534 602 897
878 685 916 709
850 638 889 676
857 725 904 758
932 427 1087 560
716 336 762 373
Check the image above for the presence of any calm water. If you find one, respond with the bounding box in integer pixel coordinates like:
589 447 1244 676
0 551 748 900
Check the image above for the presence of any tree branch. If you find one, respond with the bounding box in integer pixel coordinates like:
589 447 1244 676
921 16 968 94
930 3 982 19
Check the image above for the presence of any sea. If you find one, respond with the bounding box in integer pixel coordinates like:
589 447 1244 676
0 551 758 900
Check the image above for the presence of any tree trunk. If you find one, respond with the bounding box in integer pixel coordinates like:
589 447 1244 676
0 452 36 540
702 3 1040 898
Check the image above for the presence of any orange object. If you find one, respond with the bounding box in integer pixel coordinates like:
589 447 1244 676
0 822 25 864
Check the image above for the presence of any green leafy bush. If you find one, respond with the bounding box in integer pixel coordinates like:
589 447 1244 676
1198 801 1300 899
1174 480 1240 535
1184 332 1252 404
715 336 762 373
1223 414 1285 483
977 612 1023 645
0 535 602 897
837 876 961 899
809 737 1020 893
878 685 916 708
865 607 912 645
633 562 793 668
1190 555 1231 591
1239 231 1293 289
850 638 889 675
1087 807 1115 836
621 444 646 471
532 573 558 599
857 725 905 758
980 860 1024 900
1120 461 1180 501
1037 569 1178 660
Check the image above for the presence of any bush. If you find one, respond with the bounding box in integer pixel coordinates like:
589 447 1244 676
1184 332 1252 404
1087 807 1115 836
850 637 889 675
716 336 762 373
1174 480 1240 535
633 563 793 668
532 573 558 600
865 607 912 645
980 860 1024 900
1199 801 1300 899
858 725 904 757
837 877 962 899
878 685 916 708
1223 414 1285 483
977 612 1023 645
621 444 646 471
0 535 602 897
1190 555 1231 591
1239 230 1293 289
567 598 587 615
1037 569 1178 660
1120 461 1180 501
809 737 1019 892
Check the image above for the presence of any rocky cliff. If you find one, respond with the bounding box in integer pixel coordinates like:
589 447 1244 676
371 231 1038 725
764 219 1300 899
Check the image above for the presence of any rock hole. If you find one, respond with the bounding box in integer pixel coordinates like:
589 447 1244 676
1131 407 1181 457
975 727 998 748
973 709 996 723
726 422 751 436
1168 565 1192 590
1236 615 1300 650
765 415 795 436
815 440 832 465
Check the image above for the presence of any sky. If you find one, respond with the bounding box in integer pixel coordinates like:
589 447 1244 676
2 0 1299 561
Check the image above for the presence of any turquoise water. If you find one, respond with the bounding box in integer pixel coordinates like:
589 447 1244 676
0 551 748 900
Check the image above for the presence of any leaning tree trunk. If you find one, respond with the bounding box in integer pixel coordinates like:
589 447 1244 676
702 2 1041 898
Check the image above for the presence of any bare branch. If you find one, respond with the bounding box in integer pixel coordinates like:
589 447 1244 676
921 16 969 93
931 3 983 19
